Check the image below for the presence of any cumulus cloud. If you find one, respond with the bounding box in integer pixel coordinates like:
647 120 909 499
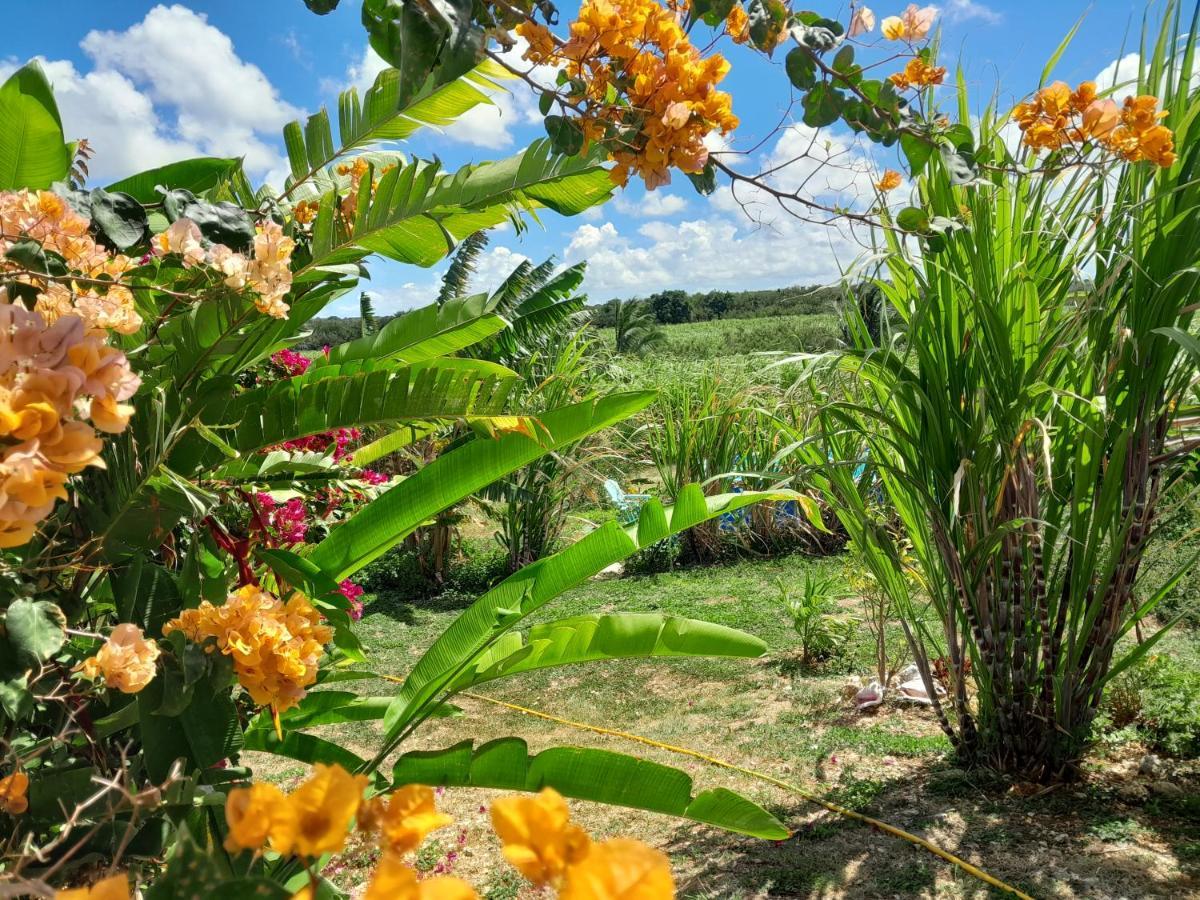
614 191 689 218
564 121 900 297
939 0 1003 25
5 4 298 185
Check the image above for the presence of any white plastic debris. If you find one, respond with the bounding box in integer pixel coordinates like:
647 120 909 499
896 675 946 705
855 680 885 709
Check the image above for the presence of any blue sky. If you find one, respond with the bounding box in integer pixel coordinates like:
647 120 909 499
5 1 1161 315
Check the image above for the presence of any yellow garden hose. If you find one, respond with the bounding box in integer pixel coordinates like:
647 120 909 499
457 690 1035 900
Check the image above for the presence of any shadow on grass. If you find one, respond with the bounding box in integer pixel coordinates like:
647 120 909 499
664 757 1200 899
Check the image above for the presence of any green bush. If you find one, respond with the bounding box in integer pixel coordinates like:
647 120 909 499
1103 652 1200 757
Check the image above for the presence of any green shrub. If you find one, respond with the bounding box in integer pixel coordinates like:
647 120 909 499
1103 652 1200 757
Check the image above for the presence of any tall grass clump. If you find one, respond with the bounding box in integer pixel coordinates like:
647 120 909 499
806 7 1200 781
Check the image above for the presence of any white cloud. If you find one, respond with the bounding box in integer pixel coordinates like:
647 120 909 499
79 4 299 179
939 1 1003 25
470 245 532 293
1095 53 1142 93
614 192 688 218
565 123 898 297
337 39 548 151
3 4 298 186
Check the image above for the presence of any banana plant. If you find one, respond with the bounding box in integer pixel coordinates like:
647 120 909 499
248 484 808 841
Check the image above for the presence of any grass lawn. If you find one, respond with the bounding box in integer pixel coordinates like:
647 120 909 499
251 553 1200 899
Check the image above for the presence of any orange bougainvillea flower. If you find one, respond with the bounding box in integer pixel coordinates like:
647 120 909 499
1012 80 1176 167
55 873 131 900
364 852 480 900
164 585 332 711
888 57 945 91
491 787 592 887
360 783 454 855
559 838 675 899
0 770 29 815
286 764 368 857
79 623 160 694
224 781 296 854
724 3 749 44
519 0 737 190
875 170 903 192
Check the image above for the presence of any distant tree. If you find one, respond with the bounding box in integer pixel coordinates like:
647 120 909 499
648 289 690 324
690 290 731 321
613 298 665 353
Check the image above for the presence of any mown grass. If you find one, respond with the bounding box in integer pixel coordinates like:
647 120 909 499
262 548 1200 899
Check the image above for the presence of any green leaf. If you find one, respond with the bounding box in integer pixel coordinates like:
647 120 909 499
322 293 508 366
393 738 789 839
802 83 844 128
138 672 243 782
5 598 66 667
310 392 655 580
900 133 933 176
105 157 242 204
449 613 767 690
361 0 482 95
299 141 614 276
387 488 799 737
89 187 147 250
785 48 818 91
895 206 930 232
544 115 584 156
686 161 718 196
181 199 256 252
0 61 70 190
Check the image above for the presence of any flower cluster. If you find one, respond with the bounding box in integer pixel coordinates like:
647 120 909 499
163 584 331 711
334 157 397 224
222 766 674 900
874 169 902 192
255 493 310 545
0 190 141 335
0 770 28 815
880 4 936 41
888 57 945 91
279 426 361 462
270 347 311 377
79 623 161 694
152 217 296 318
492 787 674 897
0 298 139 548
359 468 389 486
1012 81 1176 167
518 0 738 189
339 578 365 620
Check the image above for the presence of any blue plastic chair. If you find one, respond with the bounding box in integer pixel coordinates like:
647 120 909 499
604 479 651 526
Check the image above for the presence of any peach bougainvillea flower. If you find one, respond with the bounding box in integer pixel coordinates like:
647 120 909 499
363 851 480 900
55 873 130 900
559 837 675 899
848 6 876 37
79 624 160 694
491 787 593 887
875 170 903 192
0 770 29 815
360 783 454 855
881 4 936 41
